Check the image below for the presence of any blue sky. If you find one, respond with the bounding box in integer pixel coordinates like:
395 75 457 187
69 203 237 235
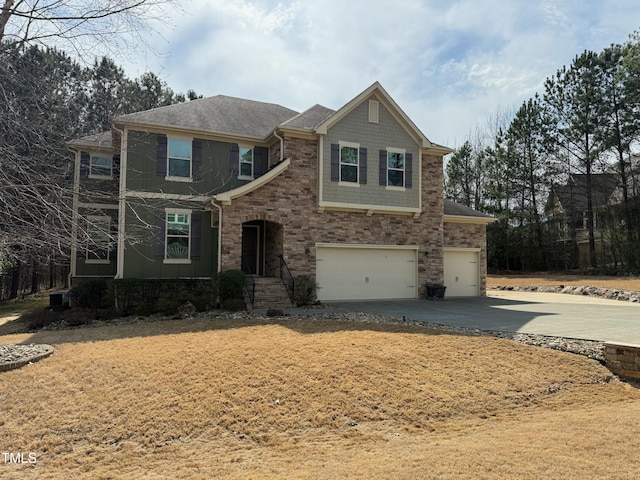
125 0 640 148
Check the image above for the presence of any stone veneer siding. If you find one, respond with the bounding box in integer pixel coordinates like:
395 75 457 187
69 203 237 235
604 342 640 379
219 136 445 294
443 221 488 295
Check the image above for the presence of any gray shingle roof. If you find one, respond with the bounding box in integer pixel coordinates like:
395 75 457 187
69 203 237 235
551 174 618 211
443 199 492 218
279 104 336 130
114 95 299 140
67 131 114 150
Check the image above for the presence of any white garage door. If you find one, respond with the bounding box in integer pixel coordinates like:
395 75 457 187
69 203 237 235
316 246 417 301
444 250 480 297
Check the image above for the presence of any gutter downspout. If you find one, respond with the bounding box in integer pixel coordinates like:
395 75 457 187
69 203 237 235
212 199 223 274
273 129 284 162
68 146 80 289
112 125 126 281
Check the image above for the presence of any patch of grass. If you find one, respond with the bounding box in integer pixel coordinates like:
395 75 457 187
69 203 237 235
0 292 50 316
1 316 639 478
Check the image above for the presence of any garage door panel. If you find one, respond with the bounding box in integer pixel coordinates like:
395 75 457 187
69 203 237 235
444 250 479 297
316 247 417 301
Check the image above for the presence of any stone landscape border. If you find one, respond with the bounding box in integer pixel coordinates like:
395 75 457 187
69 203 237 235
491 285 640 303
0 345 54 373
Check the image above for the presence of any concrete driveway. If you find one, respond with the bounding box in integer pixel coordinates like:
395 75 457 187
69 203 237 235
315 291 640 344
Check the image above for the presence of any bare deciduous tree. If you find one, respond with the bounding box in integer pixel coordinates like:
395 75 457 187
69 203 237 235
0 0 177 57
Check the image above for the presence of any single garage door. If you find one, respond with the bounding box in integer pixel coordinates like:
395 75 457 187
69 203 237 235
444 249 479 297
316 245 417 301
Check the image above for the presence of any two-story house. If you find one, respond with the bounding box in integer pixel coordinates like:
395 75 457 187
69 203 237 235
68 82 493 306
545 173 619 268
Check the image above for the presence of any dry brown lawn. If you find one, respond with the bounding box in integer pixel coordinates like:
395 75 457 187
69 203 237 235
488 273 640 291
2 316 640 479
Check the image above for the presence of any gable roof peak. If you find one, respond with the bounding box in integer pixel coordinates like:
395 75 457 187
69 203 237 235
315 81 451 153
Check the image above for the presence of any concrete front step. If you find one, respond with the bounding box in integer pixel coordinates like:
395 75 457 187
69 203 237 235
246 277 294 309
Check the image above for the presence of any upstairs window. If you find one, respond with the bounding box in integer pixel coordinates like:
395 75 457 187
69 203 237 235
239 147 254 179
331 142 367 185
167 138 192 179
387 149 405 187
340 143 359 183
89 155 113 178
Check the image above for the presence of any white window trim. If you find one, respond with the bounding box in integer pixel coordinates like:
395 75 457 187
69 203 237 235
386 146 406 190
238 145 254 181
85 215 111 264
163 208 192 264
166 136 193 183
339 141 360 184
88 153 113 180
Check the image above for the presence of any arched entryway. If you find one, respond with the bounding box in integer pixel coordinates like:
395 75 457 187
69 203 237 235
241 220 283 277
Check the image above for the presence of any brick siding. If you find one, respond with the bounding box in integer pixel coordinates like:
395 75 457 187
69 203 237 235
219 136 447 293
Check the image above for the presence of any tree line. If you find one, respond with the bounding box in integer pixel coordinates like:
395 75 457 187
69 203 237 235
445 31 640 274
0 44 197 300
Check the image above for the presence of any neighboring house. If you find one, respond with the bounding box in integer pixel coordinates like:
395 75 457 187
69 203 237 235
68 82 493 306
545 173 619 267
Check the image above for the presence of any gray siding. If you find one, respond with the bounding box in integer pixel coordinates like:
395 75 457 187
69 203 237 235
75 208 118 277
322 94 420 208
122 200 217 279
126 130 257 195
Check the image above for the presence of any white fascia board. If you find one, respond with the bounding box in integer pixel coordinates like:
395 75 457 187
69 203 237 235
443 214 496 224
318 200 421 216
213 158 291 205
113 120 267 144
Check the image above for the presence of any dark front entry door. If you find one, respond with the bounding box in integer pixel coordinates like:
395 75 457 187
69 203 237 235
241 225 260 275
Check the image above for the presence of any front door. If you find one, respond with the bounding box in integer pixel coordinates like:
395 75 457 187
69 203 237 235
241 225 260 275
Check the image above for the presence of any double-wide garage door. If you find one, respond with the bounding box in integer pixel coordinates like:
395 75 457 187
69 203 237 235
316 245 417 301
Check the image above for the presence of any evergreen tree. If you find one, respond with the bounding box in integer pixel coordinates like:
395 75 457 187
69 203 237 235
544 51 608 268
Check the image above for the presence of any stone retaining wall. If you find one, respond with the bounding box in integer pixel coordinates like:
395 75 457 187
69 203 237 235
491 285 640 303
112 278 216 315
604 342 640 379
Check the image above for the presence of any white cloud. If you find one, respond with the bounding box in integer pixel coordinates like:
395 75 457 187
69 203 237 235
117 0 640 147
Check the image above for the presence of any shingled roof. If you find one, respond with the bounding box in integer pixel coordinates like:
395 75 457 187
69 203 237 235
67 131 114 150
443 199 492 218
114 95 299 140
550 174 618 212
279 104 336 131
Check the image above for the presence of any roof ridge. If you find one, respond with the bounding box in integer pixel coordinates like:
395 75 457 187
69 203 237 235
279 103 335 128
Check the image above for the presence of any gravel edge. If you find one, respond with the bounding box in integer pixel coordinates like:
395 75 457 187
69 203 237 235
0 344 55 372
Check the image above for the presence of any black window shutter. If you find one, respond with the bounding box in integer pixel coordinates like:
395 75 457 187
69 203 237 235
379 150 387 186
254 146 269 177
112 155 120 180
359 147 367 185
190 213 202 260
229 143 239 176
154 212 165 260
192 140 203 180
80 151 90 177
109 220 117 261
156 135 167 176
405 152 413 188
330 143 339 181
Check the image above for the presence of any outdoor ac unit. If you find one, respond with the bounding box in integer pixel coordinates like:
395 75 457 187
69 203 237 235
49 291 70 308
